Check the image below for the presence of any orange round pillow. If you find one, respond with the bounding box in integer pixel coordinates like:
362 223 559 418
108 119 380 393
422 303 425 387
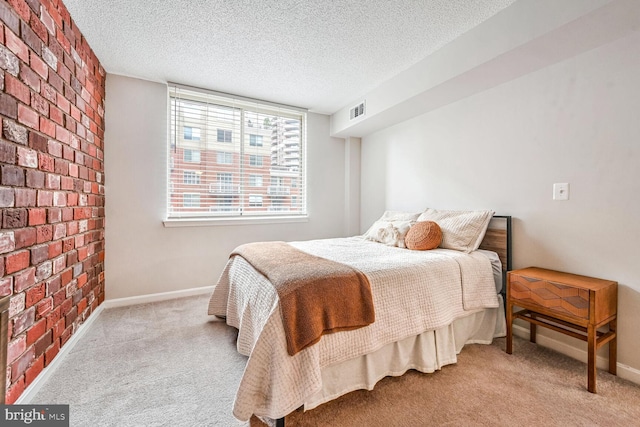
405 221 442 250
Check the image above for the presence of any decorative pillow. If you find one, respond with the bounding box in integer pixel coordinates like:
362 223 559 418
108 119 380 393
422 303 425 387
362 210 422 248
416 208 493 253
363 220 413 248
405 221 442 250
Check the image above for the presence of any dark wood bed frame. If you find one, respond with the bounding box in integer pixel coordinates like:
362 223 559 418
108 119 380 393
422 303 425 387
274 215 513 427
479 215 513 301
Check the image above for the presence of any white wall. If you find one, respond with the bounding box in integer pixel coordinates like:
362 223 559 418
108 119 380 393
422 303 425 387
361 31 640 376
331 0 634 138
104 74 350 300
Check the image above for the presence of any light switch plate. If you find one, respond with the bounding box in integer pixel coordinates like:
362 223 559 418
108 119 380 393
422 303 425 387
553 183 569 201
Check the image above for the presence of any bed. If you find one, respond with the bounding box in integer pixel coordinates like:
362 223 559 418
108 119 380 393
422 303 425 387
208 210 512 426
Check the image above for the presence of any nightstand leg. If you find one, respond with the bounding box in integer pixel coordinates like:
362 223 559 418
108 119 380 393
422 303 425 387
506 301 513 354
530 313 537 343
609 318 617 375
587 324 597 393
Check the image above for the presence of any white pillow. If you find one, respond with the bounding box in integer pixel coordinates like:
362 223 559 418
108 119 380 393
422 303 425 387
364 220 413 248
378 210 421 222
363 210 421 248
417 208 494 253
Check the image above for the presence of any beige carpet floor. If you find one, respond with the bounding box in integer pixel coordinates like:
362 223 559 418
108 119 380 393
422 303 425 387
30 294 640 426
267 337 640 427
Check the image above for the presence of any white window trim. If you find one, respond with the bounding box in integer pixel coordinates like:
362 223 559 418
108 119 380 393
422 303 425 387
163 215 309 227
167 83 308 223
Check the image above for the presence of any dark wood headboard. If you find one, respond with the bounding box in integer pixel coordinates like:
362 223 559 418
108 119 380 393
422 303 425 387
478 215 512 274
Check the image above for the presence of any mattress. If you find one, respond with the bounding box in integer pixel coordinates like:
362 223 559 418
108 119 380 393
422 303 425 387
476 249 503 293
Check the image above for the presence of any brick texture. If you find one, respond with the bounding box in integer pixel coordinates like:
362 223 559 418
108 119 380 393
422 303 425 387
0 0 105 403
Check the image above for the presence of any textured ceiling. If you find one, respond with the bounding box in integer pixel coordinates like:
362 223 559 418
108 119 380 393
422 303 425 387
63 0 516 114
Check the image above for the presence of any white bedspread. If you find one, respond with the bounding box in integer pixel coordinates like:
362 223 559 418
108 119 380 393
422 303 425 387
208 237 498 421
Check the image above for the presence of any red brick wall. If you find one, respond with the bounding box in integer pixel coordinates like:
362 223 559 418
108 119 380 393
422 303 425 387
0 0 105 403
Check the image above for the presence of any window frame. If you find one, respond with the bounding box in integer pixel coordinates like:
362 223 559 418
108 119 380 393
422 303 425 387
183 149 201 163
184 126 201 141
249 174 263 187
249 134 263 147
183 170 200 185
165 83 308 225
217 128 232 143
182 193 201 208
248 194 264 207
216 151 234 165
249 154 263 167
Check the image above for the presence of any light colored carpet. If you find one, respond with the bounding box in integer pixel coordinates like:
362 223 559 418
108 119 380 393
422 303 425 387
30 294 640 427
31 295 248 427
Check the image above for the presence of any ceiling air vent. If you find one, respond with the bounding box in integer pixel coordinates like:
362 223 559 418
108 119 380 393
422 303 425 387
349 101 366 120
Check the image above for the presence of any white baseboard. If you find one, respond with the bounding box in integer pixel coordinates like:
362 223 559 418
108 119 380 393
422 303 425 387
102 285 214 309
16 285 214 403
512 324 640 386
17 304 105 404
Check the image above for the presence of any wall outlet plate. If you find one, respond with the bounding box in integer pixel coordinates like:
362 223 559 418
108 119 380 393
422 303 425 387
553 183 569 200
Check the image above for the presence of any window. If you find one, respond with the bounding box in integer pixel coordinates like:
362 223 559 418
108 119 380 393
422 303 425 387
248 195 263 207
183 171 200 185
268 175 289 196
249 155 263 167
183 149 200 163
249 175 263 187
217 196 235 211
183 193 200 207
184 126 201 141
216 151 233 164
214 172 234 193
217 129 232 143
270 197 285 212
168 84 307 219
249 134 263 147
217 173 232 184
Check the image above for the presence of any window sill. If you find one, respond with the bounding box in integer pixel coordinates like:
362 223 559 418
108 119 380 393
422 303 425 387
163 215 309 228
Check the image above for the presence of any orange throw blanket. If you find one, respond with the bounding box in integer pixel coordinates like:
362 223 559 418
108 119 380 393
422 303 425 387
232 241 375 356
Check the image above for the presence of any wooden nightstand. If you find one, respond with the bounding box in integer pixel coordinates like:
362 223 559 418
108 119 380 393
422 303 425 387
506 267 617 393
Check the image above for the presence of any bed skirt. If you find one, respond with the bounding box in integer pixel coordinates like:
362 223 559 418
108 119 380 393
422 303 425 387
302 296 506 411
